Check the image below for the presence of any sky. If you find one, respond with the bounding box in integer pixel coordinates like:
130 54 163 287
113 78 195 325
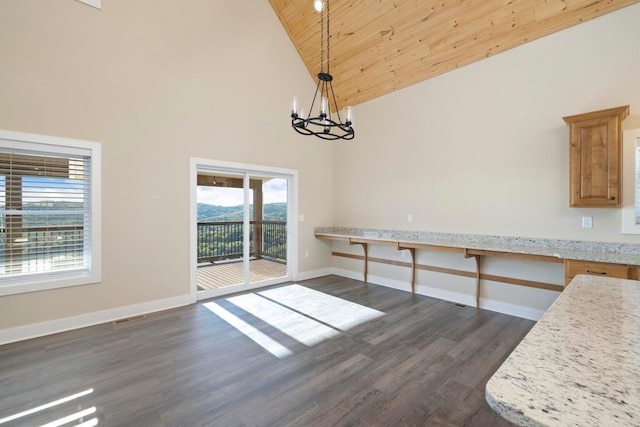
197 178 288 207
0 176 85 206
1 177 288 208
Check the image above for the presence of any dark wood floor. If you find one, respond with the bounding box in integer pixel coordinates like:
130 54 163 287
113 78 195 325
0 275 533 426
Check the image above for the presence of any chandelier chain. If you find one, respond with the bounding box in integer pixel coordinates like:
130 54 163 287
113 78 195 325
320 2 324 73
326 0 330 73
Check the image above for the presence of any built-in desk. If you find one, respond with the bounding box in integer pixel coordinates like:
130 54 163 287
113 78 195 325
485 275 640 426
315 227 640 306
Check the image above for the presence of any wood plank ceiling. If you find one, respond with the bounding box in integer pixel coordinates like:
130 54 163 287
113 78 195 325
268 0 639 108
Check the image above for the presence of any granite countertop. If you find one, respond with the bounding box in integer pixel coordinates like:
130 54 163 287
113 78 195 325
485 275 640 426
314 227 640 266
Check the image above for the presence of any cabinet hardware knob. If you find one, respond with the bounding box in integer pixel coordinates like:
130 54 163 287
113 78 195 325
609 196 616 201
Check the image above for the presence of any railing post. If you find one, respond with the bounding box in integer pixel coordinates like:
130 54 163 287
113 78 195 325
253 181 263 259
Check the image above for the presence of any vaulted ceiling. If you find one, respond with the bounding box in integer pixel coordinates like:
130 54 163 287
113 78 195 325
268 0 639 108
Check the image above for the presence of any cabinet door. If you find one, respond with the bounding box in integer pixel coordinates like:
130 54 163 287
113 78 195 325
563 105 628 208
569 116 620 207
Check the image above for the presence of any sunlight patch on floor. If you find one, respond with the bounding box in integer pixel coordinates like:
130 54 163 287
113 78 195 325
204 284 385 359
227 293 340 346
259 284 384 330
203 301 293 358
0 388 97 426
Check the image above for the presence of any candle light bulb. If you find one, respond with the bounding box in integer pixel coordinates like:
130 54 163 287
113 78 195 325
291 96 299 117
320 97 328 117
344 106 353 125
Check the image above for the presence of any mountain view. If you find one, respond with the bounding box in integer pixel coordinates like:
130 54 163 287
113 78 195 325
0 202 85 227
196 202 288 262
0 202 288 263
0 201 287 224
197 202 287 222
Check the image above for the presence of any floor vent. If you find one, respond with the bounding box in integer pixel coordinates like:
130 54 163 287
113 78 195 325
113 315 146 325
444 301 467 308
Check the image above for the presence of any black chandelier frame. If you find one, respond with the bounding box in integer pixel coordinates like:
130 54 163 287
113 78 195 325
290 0 354 141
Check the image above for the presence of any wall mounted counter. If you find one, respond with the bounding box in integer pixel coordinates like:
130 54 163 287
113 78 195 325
315 227 640 306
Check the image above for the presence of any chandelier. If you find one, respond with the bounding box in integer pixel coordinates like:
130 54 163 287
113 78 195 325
290 0 355 141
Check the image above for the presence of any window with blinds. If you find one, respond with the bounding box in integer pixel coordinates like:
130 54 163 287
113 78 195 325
0 130 101 295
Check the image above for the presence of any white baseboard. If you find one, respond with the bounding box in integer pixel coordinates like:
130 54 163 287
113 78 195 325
0 295 191 346
332 268 410 291
329 268 544 321
414 282 477 307
479 298 545 321
1 268 545 346
329 267 362 282
294 267 333 282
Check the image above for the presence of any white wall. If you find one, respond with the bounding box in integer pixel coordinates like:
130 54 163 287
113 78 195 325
0 0 334 334
328 4 640 318
333 4 640 242
1 1 639 336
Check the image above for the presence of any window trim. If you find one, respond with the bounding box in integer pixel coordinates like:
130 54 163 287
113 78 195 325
0 129 101 296
622 129 640 234
636 139 640 224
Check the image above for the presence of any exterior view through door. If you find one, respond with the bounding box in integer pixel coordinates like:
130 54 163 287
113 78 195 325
196 171 289 295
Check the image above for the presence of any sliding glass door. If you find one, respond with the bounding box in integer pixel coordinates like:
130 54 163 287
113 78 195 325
192 160 295 300
249 176 288 285
196 171 246 290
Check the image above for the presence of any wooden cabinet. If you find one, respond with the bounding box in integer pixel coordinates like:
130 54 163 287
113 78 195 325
564 259 638 286
563 105 629 207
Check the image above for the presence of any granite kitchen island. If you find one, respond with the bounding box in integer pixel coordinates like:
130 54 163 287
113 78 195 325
486 274 640 426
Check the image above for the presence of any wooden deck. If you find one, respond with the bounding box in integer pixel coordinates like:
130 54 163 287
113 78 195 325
197 259 287 290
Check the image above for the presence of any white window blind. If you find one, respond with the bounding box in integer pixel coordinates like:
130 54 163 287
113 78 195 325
0 130 101 295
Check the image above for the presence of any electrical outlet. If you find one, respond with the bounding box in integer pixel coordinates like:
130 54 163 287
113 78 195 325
299 214 305 222
304 250 309 258
582 217 593 228
401 250 407 258
407 214 413 223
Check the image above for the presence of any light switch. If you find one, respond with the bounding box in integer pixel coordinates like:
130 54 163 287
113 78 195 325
582 217 593 228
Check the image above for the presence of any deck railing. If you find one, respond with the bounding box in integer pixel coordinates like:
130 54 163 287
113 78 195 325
197 220 286 264
0 221 286 273
0 225 85 274
261 221 287 260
